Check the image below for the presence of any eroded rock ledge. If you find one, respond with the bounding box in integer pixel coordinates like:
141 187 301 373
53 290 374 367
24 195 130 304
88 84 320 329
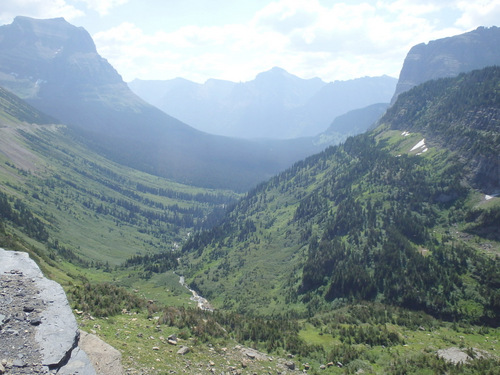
0 248 95 374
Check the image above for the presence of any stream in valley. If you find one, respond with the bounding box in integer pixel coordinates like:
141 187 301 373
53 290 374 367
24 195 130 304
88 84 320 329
178 275 213 311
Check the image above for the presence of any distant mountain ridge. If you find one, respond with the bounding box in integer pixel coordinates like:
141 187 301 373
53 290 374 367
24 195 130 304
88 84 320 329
392 26 500 102
0 16 322 191
129 69 396 139
315 103 389 146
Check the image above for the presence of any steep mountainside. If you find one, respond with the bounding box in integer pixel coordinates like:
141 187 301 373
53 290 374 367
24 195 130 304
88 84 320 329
392 26 500 102
0 86 56 125
0 84 238 270
0 17 321 191
129 70 396 139
181 67 500 324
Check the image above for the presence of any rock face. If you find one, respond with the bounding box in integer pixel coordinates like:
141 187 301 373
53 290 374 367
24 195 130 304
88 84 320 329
392 26 500 102
0 248 96 374
0 16 138 131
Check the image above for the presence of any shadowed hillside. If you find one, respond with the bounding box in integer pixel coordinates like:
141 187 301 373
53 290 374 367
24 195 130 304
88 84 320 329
0 17 322 192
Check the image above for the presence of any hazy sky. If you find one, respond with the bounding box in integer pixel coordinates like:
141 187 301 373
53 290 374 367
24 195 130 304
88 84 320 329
1 1 499 83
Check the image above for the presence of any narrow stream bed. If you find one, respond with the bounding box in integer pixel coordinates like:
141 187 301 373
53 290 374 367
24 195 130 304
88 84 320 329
178 275 213 311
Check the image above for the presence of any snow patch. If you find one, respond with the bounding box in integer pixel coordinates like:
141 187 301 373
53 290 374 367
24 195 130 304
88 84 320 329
410 138 426 152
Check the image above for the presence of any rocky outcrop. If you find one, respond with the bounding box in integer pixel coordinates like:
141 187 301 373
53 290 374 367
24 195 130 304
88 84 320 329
0 16 123 96
0 248 96 374
437 347 490 365
392 26 500 102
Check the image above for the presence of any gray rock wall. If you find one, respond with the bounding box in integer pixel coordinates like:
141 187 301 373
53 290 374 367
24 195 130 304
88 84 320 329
392 26 500 103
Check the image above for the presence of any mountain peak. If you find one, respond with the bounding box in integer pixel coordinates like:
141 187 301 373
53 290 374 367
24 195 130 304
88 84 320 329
13 15 67 25
9 15 88 39
1 16 97 68
0 16 121 99
254 66 294 81
268 66 289 74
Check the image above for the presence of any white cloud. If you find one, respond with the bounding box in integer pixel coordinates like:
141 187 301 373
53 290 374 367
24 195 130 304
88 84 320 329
250 0 437 78
255 0 320 34
94 1 499 83
376 0 443 16
456 0 500 28
79 0 129 16
0 0 83 25
9 0 492 83
93 20 291 82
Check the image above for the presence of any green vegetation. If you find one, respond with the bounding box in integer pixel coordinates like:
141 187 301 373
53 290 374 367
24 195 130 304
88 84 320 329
0 85 238 304
182 68 500 325
1 68 500 374
70 287 500 374
0 86 56 125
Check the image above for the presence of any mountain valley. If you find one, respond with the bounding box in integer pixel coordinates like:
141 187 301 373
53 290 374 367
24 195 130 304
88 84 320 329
0 17 499 375
0 16 325 192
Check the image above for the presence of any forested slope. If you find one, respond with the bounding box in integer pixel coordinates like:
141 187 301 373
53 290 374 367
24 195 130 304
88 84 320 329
182 67 500 324
0 85 238 274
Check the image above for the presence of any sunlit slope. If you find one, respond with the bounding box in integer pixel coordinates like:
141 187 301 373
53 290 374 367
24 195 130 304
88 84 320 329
0 86 238 268
181 67 500 324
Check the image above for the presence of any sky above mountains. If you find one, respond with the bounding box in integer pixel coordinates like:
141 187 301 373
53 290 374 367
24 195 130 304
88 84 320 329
1 0 499 83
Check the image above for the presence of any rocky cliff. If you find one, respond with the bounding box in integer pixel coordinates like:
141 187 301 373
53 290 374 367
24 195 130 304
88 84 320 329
392 26 500 102
0 248 121 374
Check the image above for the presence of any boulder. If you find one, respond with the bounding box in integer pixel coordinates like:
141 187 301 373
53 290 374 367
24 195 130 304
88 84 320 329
284 361 295 370
177 346 190 355
245 350 256 359
79 330 124 375
437 347 487 365
167 334 178 345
